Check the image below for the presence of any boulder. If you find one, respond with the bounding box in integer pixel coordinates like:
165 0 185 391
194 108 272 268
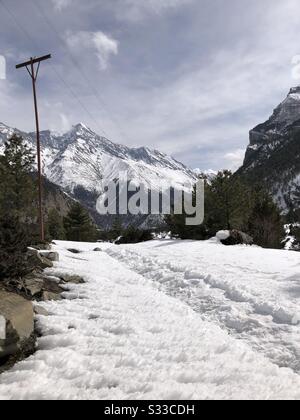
42 277 65 295
67 249 82 254
23 278 44 297
26 249 53 270
31 243 51 251
34 305 49 316
93 248 102 252
59 274 85 284
42 291 62 302
13 273 64 300
0 291 34 359
217 230 254 246
38 251 59 262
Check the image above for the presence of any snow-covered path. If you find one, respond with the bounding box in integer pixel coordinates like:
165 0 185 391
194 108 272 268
0 240 300 400
108 240 300 374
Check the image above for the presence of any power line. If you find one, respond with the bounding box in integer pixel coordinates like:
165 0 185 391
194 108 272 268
30 0 130 144
0 0 109 139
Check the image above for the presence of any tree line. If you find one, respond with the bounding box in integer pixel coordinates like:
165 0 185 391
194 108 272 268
166 170 284 249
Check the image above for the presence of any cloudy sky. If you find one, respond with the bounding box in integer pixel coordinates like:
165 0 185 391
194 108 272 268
1 0 300 171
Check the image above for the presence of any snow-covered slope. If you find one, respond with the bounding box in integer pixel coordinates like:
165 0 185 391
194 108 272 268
0 239 299 400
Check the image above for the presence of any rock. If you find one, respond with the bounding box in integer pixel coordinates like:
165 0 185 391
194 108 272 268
38 251 59 262
15 273 64 301
59 274 85 284
30 267 44 275
216 230 231 241
93 248 102 252
0 291 34 359
219 230 254 246
42 277 65 295
34 305 49 316
67 249 82 254
31 243 51 251
24 278 44 297
26 249 53 270
42 291 62 302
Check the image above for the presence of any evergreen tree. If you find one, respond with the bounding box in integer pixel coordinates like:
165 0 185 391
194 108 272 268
0 135 37 280
165 190 210 240
47 209 66 240
0 215 33 279
0 134 36 222
247 189 284 249
109 216 123 240
64 202 98 242
206 170 251 232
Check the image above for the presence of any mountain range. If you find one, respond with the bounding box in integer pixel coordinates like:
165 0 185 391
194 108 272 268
3 85 300 228
0 122 196 228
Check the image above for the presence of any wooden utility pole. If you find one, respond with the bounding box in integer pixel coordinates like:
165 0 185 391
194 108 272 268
16 54 51 242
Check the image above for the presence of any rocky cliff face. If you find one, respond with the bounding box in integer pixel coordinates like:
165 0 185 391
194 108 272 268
237 87 300 214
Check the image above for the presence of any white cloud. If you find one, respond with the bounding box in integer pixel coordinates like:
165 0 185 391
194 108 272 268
0 55 6 80
66 31 118 70
105 0 300 170
59 113 72 132
224 149 245 172
51 0 73 12
48 113 72 134
115 0 194 22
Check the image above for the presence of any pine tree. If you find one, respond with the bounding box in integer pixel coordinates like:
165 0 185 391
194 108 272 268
64 202 98 242
0 215 33 279
0 135 37 280
108 217 123 240
247 189 284 249
0 134 36 222
206 170 251 232
47 209 66 240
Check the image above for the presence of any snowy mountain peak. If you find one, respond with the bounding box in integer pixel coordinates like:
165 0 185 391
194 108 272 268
0 122 197 226
289 86 300 95
70 122 95 137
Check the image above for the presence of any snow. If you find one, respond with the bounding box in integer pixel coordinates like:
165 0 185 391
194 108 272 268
108 240 300 372
0 240 300 400
0 316 6 340
289 93 300 101
284 224 300 251
216 230 230 241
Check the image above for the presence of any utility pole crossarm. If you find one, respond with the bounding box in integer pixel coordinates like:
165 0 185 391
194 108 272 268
16 54 51 69
16 53 51 242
